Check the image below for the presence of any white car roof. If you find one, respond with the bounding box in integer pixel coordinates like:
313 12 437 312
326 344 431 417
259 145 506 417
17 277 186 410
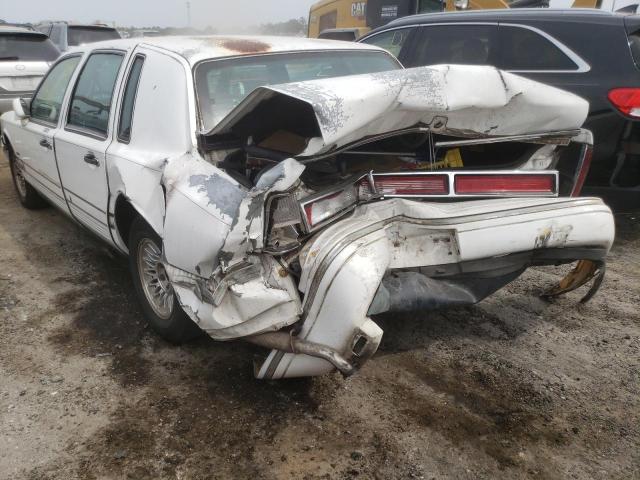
67 35 387 66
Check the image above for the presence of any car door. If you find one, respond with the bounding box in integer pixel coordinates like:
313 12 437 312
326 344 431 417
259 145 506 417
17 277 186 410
8 54 81 211
54 50 125 242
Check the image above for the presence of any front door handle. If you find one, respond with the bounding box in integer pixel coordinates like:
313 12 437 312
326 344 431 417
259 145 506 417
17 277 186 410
83 152 99 166
39 138 52 150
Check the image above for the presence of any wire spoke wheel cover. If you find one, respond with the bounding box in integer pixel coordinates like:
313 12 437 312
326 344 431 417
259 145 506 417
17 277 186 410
12 158 28 199
137 238 174 319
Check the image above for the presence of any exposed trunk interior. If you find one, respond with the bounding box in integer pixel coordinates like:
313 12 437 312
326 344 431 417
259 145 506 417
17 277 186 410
208 130 581 196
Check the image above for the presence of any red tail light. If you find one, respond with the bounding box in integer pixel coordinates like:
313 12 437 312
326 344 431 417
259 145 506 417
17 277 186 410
359 174 449 196
454 173 557 195
298 171 558 232
608 88 640 118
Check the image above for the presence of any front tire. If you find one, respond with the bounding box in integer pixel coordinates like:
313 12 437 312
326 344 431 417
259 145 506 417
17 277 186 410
7 146 48 209
129 217 201 344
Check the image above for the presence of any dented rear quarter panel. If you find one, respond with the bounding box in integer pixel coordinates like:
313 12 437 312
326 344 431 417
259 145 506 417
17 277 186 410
105 44 198 251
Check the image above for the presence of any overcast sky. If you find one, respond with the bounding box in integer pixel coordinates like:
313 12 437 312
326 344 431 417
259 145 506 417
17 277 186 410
3 0 318 29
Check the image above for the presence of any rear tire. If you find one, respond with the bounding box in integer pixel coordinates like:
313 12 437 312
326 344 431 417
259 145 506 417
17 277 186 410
7 145 48 209
128 216 202 344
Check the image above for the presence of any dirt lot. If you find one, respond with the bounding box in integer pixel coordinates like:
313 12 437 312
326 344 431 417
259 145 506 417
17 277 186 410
0 151 638 480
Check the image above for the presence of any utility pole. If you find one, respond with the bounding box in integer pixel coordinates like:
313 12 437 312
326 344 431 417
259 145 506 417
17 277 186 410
186 1 191 27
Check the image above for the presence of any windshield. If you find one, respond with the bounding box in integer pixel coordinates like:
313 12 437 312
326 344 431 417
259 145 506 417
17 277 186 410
67 26 121 46
0 34 59 62
195 50 400 131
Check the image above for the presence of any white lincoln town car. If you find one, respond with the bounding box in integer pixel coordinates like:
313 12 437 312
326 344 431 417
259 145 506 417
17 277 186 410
1 36 614 379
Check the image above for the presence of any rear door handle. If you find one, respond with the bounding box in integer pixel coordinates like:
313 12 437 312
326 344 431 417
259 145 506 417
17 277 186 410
39 139 52 150
83 152 99 166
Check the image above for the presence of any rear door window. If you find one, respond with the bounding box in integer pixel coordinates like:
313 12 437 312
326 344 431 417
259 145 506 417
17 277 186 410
360 27 414 58
409 25 498 67
0 34 59 62
628 30 640 69
118 55 145 142
67 52 124 137
67 27 120 46
31 55 81 124
498 26 578 71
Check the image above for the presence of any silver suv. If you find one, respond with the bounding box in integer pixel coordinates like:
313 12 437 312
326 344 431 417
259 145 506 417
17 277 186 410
36 22 120 52
0 26 59 114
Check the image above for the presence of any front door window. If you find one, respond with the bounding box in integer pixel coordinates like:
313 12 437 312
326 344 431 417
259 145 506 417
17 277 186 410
67 52 124 137
30 56 81 125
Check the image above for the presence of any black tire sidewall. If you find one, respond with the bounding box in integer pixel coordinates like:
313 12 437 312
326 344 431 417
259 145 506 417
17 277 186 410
7 147 47 209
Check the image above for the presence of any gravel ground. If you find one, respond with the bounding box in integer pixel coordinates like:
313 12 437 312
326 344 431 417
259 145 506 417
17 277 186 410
0 151 639 480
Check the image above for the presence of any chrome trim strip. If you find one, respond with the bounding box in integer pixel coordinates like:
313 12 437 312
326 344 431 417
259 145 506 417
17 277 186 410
500 23 591 74
21 161 61 188
570 144 592 197
435 130 580 147
21 167 65 203
360 22 591 74
68 201 109 227
64 188 107 214
264 350 287 380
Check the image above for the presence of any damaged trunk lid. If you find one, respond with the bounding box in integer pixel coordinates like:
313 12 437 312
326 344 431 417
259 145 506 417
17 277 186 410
199 64 589 159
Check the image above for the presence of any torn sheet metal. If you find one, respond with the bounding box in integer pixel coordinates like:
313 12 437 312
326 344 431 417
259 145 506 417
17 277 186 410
167 255 302 340
161 156 305 339
203 65 589 158
162 152 247 278
257 197 614 379
217 158 305 271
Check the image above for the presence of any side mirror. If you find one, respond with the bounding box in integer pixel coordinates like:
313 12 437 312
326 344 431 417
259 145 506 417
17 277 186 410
12 98 30 120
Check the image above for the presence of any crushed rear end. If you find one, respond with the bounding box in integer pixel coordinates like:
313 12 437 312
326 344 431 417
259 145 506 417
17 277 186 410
163 65 614 379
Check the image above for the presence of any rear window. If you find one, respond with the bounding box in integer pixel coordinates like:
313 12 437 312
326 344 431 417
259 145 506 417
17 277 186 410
318 31 357 41
195 50 400 131
0 33 59 62
67 26 120 46
499 26 578 71
628 31 640 68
